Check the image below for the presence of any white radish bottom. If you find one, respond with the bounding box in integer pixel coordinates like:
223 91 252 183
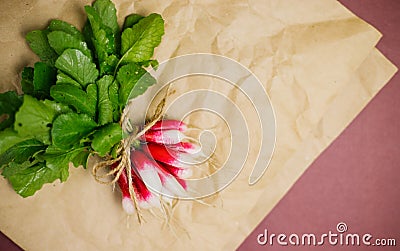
122 197 136 215
138 194 161 209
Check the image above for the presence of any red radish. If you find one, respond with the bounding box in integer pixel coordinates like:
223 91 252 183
150 119 187 132
159 162 193 179
143 143 195 168
141 129 186 145
110 162 135 215
157 162 189 190
175 177 187 190
130 150 163 192
131 149 186 198
131 168 160 209
156 163 187 197
167 141 201 154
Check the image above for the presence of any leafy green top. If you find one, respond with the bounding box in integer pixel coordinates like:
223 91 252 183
0 0 164 197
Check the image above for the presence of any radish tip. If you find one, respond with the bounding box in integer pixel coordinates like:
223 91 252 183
122 197 136 215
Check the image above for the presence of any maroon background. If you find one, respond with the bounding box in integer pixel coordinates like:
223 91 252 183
1 1 399 250
238 0 400 250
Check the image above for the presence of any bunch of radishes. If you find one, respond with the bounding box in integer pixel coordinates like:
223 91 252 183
112 119 202 215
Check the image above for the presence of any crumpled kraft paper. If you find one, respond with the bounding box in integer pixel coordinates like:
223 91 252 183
0 0 397 250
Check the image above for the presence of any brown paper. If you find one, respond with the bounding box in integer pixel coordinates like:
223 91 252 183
0 0 397 250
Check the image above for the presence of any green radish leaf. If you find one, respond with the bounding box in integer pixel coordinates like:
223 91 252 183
92 0 119 38
43 146 88 180
91 123 124 157
0 139 45 168
108 80 120 121
50 83 97 118
142 59 159 69
97 75 113 125
123 14 144 30
86 83 99 113
55 49 99 87
48 19 85 41
25 30 58 66
51 113 97 150
0 91 23 130
96 37 118 75
33 62 57 99
41 99 73 115
85 6 116 55
91 27 113 59
14 96 68 144
110 142 120 159
99 54 118 76
0 129 28 155
56 71 81 88
128 71 156 100
84 0 121 75
117 63 156 105
83 21 96 54
84 5 118 75
47 31 92 58
71 150 90 168
120 13 164 64
2 161 61 197
1 2 167 198
21 67 34 95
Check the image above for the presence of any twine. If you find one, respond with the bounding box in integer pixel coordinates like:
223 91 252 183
91 84 171 218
